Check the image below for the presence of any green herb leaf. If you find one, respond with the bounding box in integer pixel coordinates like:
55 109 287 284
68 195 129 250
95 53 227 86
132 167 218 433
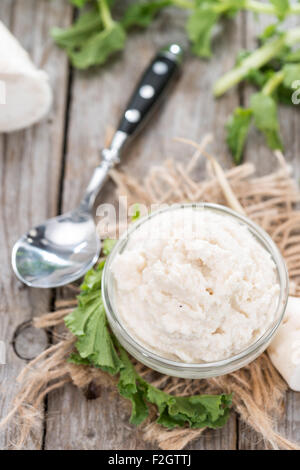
122 0 171 29
70 0 89 7
53 0 300 71
102 238 117 256
274 63 300 104
118 345 232 429
51 8 102 50
65 260 232 430
65 263 122 374
186 5 220 58
147 385 232 429
226 107 253 164
284 48 300 62
68 352 91 365
131 203 141 221
69 21 126 69
246 68 275 89
250 92 283 150
80 260 105 291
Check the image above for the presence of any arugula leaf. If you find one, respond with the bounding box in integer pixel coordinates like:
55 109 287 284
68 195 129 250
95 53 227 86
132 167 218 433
131 203 141 221
69 21 126 69
70 0 90 7
81 260 105 290
214 34 288 96
186 5 220 58
250 92 283 150
259 23 279 42
51 8 102 49
52 0 300 70
52 1 125 69
284 49 300 62
66 295 122 373
122 0 171 29
118 346 149 425
65 259 232 430
282 63 300 88
68 352 91 365
226 107 253 164
274 63 300 103
220 0 246 17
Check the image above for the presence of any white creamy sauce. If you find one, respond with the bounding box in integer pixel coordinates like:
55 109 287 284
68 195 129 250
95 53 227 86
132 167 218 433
111 208 280 363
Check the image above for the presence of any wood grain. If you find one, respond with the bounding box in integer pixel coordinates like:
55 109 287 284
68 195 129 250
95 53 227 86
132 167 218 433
0 0 71 449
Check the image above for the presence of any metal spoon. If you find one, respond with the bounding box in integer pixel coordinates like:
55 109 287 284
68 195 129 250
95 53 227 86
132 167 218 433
12 44 183 288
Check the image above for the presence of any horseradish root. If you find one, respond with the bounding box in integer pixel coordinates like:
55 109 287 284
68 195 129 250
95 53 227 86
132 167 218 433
0 21 52 132
268 296 300 392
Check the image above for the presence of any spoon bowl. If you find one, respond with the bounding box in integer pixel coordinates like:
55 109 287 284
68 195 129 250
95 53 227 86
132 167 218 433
12 209 101 288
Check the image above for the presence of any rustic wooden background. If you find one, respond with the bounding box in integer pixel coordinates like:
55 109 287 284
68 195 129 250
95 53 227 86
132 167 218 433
0 0 299 450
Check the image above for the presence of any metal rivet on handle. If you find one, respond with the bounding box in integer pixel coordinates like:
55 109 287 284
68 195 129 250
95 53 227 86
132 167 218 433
152 61 168 75
169 44 181 55
125 109 141 123
139 85 155 99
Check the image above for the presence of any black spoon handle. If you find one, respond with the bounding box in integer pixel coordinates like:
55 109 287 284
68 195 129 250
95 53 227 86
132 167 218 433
117 43 183 136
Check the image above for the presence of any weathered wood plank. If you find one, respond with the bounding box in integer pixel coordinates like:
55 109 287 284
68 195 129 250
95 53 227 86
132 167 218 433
0 0 72 449
45 6 241 450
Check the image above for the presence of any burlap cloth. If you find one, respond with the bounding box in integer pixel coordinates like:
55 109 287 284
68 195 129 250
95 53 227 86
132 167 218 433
1 136 300 450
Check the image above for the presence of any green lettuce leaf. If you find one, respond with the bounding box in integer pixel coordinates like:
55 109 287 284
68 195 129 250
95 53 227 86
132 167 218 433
131 203 141 221
102 238 117 256
117 346 149 425
65 263 122 374
122 0 171 29
270 0 290 20
51 8 102 49
274 63 300 103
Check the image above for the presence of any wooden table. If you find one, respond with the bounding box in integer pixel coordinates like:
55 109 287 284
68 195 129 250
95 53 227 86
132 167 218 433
0 0 299 450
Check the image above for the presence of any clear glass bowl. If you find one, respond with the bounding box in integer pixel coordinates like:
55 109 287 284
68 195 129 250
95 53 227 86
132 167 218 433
102 203 289 379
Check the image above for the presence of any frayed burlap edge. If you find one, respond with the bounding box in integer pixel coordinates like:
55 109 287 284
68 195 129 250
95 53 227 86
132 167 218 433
1 135 300 450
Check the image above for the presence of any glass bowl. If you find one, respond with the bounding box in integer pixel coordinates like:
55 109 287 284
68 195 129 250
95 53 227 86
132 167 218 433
102 203 289 379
